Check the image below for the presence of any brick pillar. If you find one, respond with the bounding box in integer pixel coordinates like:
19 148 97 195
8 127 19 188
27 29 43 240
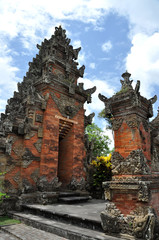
39 92 59 191
100 72 159 239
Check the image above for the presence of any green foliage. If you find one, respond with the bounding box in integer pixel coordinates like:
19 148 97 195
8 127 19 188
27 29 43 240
115 86 129 95
0 216 20 226
0 172 9 203
85 123 111 158
91 155 112 187
98 109 113 130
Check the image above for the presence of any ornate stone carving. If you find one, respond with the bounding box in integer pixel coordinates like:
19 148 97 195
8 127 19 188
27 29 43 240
111 151 124 175
13 171 21 184
101 202 122 233
35 114 43 123
84 112 95 128
78 65 85 77
37 176 62 192
13 144 24 157
120 71 133 90
138 181 150 202
132 207 155 240
104 187 111 200
103 180 151 203
34 139 42 153
142 120 149 132
22 148 40 168
38 127 43 138
51 92 83 118
112 150 151 175
135 80 140 93
98 93 112 117
126 117 140 128
68 177 86 191
6 136 13 155
112 118 123 131
84 86 96 104
101 204 156 239
22 178 36 193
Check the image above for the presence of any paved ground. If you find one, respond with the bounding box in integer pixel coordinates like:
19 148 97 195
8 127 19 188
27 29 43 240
0 224 68 240
0 200 122 240
26 199 106 222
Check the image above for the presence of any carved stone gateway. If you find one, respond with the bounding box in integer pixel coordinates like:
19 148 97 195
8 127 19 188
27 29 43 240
0 26 96 196
99 71 159 239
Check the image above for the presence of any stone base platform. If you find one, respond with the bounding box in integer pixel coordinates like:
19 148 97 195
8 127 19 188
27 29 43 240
7 200 128 240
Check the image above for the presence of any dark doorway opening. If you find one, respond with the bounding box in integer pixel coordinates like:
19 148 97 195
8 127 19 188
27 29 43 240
58 119 74 186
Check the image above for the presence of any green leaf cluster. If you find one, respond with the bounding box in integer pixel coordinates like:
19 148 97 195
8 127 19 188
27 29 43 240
91 155 112 187
0 216 20 226
85 123 111 158
98 109 113 130
0 172 9 203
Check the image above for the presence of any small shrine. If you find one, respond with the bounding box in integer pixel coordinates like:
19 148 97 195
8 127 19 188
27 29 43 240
99 71 159 239
0 26 96 195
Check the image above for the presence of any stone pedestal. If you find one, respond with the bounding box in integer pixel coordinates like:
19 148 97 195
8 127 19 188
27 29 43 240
99 72 159 239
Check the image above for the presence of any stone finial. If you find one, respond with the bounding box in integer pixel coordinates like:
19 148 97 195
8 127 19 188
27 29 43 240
120 71 133 90
121 70 131 80
55 25 66 38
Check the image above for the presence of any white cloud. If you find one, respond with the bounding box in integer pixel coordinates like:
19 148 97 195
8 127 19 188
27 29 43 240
78 77 115 115
110 0 159 35
126 32 159 100
0 0 159 44
72 40 82 48
89 62 96 69
1 0 159 116
0 41 19 112
101 41 112 52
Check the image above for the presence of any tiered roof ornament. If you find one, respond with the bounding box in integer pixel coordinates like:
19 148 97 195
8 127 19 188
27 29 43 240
99 71 157 120
0 26 96 150
120 70 133 90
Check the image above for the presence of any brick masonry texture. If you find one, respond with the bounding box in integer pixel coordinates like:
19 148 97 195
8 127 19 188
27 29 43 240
0 26 96 194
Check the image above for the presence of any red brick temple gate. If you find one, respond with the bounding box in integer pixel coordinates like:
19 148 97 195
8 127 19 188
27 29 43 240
99 72 159 239
0 26 96 195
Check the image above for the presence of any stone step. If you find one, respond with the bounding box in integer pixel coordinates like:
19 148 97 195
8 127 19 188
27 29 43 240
21 203 102 232
58 196 90 204
8 211 120 240
1 223 68 240
58 191 81 197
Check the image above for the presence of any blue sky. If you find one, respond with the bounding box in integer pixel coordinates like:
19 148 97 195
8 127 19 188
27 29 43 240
1 0 159 149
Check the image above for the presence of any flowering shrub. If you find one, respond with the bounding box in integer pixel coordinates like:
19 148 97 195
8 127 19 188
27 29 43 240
91 154 112 187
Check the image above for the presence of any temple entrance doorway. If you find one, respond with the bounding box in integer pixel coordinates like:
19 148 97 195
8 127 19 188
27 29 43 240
57 119 74 187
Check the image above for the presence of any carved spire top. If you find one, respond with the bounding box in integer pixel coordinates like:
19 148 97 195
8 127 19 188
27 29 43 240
120 71 133 90
121 70 131 80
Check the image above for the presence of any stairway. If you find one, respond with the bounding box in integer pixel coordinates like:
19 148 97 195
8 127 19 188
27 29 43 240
58 191 90 204
8 200 122 240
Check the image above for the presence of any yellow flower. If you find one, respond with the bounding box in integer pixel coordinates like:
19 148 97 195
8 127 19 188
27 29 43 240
91 160 97 166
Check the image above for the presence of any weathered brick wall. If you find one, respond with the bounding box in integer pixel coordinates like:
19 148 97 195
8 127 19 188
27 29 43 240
114 119 151 161
40 92 59 182
1 26 96 194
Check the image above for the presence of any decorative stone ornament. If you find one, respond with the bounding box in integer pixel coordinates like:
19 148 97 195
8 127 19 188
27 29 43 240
0 26 96 198
99 72 159 239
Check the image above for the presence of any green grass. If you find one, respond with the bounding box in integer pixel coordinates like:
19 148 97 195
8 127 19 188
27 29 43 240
0 216 20 226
